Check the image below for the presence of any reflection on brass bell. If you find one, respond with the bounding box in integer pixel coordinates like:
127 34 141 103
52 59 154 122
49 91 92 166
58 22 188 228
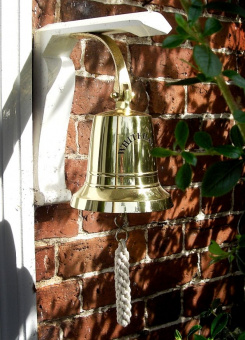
70 34 173 213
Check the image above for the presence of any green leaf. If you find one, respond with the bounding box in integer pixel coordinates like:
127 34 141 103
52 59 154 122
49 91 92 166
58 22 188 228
232 74 245 90
175 121 189 150
193 45 222 77
151 147 174 157
194 131 213 149
211 298 221 310
209 240 228 256
176 163 192 190
233 109 245 124
194 335 207 340
209 255 227 265
200 309 212 318
176 26 191 39
222 70 237 78
202 159 243 197
197 73 215 83
167 72 215 86
175 13 189 30
205 2 245 18
181 151 197 166
238 234 245 248
223 70 245 90
162 35 186 48
175 329 182 340
203 17 222 37
187 325 202 338
238 331 245 340
230 125 244 148
211 313 228 338
188 0 203 25
213 145 242 159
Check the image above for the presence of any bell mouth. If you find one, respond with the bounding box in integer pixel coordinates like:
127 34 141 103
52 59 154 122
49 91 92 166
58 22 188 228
70 183 173 213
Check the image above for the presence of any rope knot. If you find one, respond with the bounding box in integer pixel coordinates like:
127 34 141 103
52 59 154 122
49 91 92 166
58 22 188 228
114 239 132 327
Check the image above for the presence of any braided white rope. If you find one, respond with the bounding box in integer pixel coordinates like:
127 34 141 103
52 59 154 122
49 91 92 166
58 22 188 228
114 239 132 327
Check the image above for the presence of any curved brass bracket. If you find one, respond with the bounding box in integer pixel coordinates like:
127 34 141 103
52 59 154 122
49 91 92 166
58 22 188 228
71 33 133 109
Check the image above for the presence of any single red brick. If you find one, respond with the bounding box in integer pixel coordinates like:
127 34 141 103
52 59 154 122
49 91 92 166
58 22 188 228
77 119 92 155
209 21 242 50
192 155 222 183
70 41 82 70
147 290 181 326
201 251 230 279
148 224 183 259
65 158 87 193
153 118 179 148
72 77 115 115
188 84 229 114
35 203 79 240
62 301 145 339
185 215 239 250
230 85 245 108
124 211 169 227
130 45 195 79
82 211 119 232
153 117 200 149
183 276 244 317
35 246 55 281
38 324 60 340
33 0 56 28
82 272 115 309
238 55 245 78
66 117 77 154
219 53 237 72
32 0 43 29
127 188 199 223
202 192 232 215
162 188 200 220
37 281 80 321
58 229 146 278
202 119 233 145
237 22 245 51
61 0 145 22
82 211 152 232
126 229 147 263
147 81 185 114
130 253 198 298
84 39 127 76
157 156 183 186
234 180 245 211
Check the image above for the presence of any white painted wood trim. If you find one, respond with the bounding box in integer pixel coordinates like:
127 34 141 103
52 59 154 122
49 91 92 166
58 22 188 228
0 0 37 339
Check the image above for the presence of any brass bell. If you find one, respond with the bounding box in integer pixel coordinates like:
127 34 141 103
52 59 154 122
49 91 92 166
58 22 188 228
70 34 172 213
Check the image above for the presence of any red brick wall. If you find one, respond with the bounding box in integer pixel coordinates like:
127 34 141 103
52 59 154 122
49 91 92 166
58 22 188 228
33 1 245 339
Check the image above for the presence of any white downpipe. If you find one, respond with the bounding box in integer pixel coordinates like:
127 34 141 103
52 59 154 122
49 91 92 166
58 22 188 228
0 0 37 339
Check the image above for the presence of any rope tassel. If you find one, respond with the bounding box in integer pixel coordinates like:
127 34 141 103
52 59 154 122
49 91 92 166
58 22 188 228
114 239 132 327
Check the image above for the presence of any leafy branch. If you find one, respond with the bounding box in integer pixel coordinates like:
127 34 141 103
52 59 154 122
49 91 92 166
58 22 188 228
154 3 245 339
152 0 245 197
175 298 245 339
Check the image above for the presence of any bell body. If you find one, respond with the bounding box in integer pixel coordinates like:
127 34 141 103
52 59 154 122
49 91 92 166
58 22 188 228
70 108 172 213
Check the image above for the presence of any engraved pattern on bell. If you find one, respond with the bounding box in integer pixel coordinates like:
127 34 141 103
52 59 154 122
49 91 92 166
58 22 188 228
70 108 173 213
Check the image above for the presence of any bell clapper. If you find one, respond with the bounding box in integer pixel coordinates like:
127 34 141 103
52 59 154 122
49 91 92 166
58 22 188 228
114 213 132 327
